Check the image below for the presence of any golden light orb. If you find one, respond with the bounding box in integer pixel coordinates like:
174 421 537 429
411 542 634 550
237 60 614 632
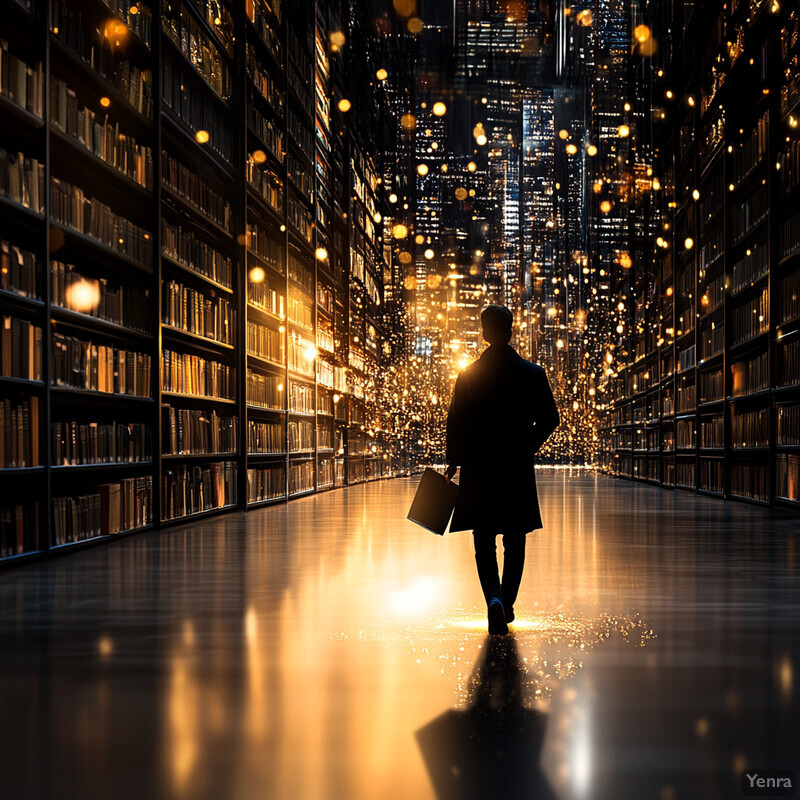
634 24 651 43
195 130 210 144
338 98 351 112
248 266 266 284
66 279 100 312
392 223 409 239
315 247 328 261
424 248 434 260
432 102 447 116
417 163 429 176
618 124 630 137
99 96 111 108
376 68 388 81
467 161 477 172
586 144 598 156
252 150 267 164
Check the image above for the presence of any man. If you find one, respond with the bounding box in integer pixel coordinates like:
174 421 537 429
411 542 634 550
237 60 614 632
445 305 560 635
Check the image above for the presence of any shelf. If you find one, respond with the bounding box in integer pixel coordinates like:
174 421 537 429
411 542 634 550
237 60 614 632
52 223 153 275
160 184 233 242
0 194 44 227
161 324 235 351
0 289 44 312
161 504 238 526
0 466 44 475
0 375 45 389
246 404 287 414
51 461 153 471
248 452 287 459
50 386 154 403
0 92 44 131
50 524 155 552
160 109 236 183
161 453 237 461
247 352 285 370
160 391 236 406
247 495 286 509
161 33 230 111
247 303 285 325
52 306 153 341
160 253 233 294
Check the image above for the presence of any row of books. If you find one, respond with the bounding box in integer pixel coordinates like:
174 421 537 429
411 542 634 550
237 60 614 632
52 261 152 333
288 292 313 331
676 419 694 448
731 408 770 449
779 339 800 386
163 280 234 344
731 184 768 245
733 113 768 184
731 352 769 397
779 139 800 197
781 268 800 323
53 419 150 465
246 42 285 118
777 404 799 446
0 395 39 467
318 458 334 489
289 381 314 414
776 454 799 501
248 102 284 162
246 220 283 270
0 240 37 299
317 391 334 416
287 153 313 203
317 359 334 388
289 459 314 494
288 334 314 376
52 333 151 396
162 0 232 101
247 157 283 214
247 465 285 503
700 227 724 272
248 280 285 318
700 416 724 448
246 370 283 409
288 419 313 451
247 320 283 363
50 177 153 267
1 317 42 380
50 76 153 189
701 274 724 313
287 196 313 243
162 349 235 400
0 149 44 214
731 463 769 502
0 41 43 118
248 419 284 453
162 151 232 232
699 459 724 493
247 0 283 64
163 221 232 288
162 405 237 456
52 476 153 545
161 461 237 519
731 289 769 346
0 502 39 558
731 243 768 295
50 1 153 118
105 0 154 47
162 48 232 163
288 110 313 157
699 368 723 403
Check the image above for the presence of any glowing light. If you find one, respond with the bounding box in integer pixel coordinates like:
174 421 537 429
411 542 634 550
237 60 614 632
566 143 578 155
618 124 630 137
407 17 423 33
252 150 267 164
373 213 382 223
195 130 210 144
586 144 598 156
304 344 318 361
424 248 434 260
600 200 613 213
455 187 468 200
652 178 661 190
315 247 328 261
99 96 111 108
401 113 416 131
66 279 100 312
666 90 674 99
417 163 429 176
692 189 700 201
248 267 266 284
338 98 351 112
329 31 346 49
467 161 477 172
575 9 592 25
684 237 694 250
476 134 487 146
389 193 398 203
432 102 447 116
376 68 388 81
559 129 570 140
392 224 408 238
634 24 651 43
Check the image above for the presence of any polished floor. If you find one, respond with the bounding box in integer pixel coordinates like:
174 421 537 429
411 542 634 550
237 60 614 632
1 471 799 800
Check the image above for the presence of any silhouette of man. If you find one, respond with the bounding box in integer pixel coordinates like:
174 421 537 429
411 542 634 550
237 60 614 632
445 305 560 635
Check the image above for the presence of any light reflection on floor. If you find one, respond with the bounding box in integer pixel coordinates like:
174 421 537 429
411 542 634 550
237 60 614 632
0 471 798 800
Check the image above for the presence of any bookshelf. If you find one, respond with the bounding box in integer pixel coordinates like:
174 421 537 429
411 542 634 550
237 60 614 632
0 0 399 565
598 1 800 509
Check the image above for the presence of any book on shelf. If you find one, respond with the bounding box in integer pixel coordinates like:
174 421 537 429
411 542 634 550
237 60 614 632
776 454 799 502
49 1 153 116
781 268 800 323
161 349 235 400
733 112 768 184
248 102 284 161
0 148 44 214
288 333 315 376
731 289 769 346
52 475 152 545
287 152 313 201
50 177 153 266
676 419 694 448
316 420 333 450
0 395 39 467
1 316 42 380
0 240 38 299
287 196 313 242
247 320 284 363
246 370 284 410
162 220 232 288
730 463 769 502
289 459 314 494
162 405 237 456
247 419 284 453
248 279 285 318
50 76 153 189
0 502 39 557
317 458 333 489
247 0 284 64
731 352 769 397
699 459 724 493
52 419 150 465
162 0 232 101
700 416 724 448
731 407 769 448
246 219 284 271
52 332 151 396
246 42 285 117
779 339 800 386
288 250 313 293
288 418 313 451
163 280 235 344
316 358 334 388
731 243 768 295
780 212 800 261
248 464 285 503
162 461 237 519
289 381 314 414
52 261 151 333
779 138 800 196
162 151 232 231
162 48 231 162
698 368 723 403
777 404 799 447
288 289 313 331
731 184 768 245
246 155 283 213
0 40 43 118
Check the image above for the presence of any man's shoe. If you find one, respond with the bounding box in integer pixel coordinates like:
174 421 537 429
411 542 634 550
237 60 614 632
487 600 508 635
504 605 515 623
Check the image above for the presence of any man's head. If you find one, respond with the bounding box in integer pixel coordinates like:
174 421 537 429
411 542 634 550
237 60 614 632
481 305 513 346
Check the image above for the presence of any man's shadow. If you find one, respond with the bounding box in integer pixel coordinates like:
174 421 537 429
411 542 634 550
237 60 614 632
415 634 558 800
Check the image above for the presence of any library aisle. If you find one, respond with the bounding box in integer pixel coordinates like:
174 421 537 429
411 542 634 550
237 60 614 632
1 470 799 800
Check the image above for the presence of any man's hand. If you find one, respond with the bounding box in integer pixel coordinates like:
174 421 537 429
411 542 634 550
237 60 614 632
445 464 458 483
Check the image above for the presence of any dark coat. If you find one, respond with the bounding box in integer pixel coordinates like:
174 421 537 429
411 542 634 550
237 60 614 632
446 344 560 533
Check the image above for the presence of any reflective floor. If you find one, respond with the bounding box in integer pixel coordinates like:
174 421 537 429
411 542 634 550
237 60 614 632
1 471 799 800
